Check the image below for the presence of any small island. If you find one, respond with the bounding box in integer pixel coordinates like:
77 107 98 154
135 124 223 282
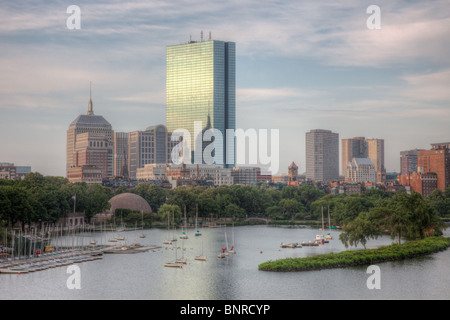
259 236 450 272
260 191 449 272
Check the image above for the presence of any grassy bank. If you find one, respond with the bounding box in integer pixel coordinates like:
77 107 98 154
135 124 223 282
258 236 450 272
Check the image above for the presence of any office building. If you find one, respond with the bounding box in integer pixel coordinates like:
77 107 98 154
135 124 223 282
67 91 114 179
341 137 367 175
367 138 385 182
342 137 385 182
400 149 423 175
128 125 175 179
72 132 109 178
114 132 129 177
417 142 450 191
232 166 258 185
305 129 339 182
345 158 377 183
166 37 236 167
67 165 103 184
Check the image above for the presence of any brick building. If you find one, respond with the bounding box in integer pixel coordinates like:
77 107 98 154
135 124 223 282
417 142 450 191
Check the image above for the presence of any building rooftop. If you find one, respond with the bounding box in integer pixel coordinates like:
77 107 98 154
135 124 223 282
70 114 111 127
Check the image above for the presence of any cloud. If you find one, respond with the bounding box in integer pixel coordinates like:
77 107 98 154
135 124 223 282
402 69 450 101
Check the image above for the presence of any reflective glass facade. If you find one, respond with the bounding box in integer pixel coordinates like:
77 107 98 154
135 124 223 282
166 40 235 167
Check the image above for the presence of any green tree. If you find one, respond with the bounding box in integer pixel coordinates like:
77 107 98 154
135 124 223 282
84 184 111 222
279 198 301 220
223 203 246 220
339 211 382 249
158 203 182 225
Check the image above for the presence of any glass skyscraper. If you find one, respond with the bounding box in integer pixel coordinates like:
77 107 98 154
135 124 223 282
166 39 236 167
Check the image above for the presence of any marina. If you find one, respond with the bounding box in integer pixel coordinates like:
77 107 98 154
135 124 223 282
1 225 450 300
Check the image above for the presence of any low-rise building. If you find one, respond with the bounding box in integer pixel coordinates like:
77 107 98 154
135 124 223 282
67 165 102 184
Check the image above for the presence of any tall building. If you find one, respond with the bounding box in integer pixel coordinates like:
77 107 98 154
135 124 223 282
400 149 423 175
341 137 385 182
128 125 174 179
341 137 367 175
305 129 339 182
114 132 129 177
72 132 109 178
367 138 385 182
166 37 236 167
67 91 114 179
417 142 450 191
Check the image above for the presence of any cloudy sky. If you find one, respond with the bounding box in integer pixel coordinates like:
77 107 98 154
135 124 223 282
1 0 449 176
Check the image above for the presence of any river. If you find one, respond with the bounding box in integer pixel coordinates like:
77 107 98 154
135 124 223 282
1 225 449 300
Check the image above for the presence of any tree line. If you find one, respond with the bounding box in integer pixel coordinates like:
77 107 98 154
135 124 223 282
1 173 449 242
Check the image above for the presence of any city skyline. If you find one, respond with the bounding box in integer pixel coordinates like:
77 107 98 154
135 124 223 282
1 0 450 177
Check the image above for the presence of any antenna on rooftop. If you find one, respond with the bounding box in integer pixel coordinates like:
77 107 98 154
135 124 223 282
209 31 211 40
201 30 203 41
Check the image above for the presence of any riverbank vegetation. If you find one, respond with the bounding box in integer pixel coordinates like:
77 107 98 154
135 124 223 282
258 236 450 272
1 173 449 234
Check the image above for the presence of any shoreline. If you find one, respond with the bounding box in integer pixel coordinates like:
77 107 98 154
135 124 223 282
258 236 450 272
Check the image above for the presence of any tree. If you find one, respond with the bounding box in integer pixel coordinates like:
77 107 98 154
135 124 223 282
339 211 382 249
157 204 182 225
84 185 111 222
266 205 283 220
132 183 168 212
279 198 301 220
223 203 246 220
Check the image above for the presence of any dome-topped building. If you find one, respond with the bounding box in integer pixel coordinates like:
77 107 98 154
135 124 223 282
107 193 152 215
66 84 114 180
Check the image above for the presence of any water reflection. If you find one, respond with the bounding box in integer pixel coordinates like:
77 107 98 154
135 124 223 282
1 225 450 300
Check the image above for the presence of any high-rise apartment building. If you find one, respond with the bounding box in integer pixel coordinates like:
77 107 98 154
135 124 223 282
67 92 114 179
166 37 236 167
305 129 339 182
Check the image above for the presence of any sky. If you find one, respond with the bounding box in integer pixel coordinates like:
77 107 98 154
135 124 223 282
1 0 450 177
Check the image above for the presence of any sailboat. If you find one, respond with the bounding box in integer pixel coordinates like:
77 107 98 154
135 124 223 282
218 225 229 258
176 220 188 264
163 215 172 245
325 206 333 240
164 241 183 268
228 223 236 254
139 210 146 238
315 207 326 244
180 205 188 240
194 223 206 261
195 204 202 236
108 223 118 243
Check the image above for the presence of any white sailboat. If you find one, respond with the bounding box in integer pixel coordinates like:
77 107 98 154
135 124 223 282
163 215 172 245
218 225 229 258
325 206 333 241
139 210 146 239
315 207 325 244
164 241 183 268
195 204 202 237
194 223 206 261
180 205 188 240
228 223 236 254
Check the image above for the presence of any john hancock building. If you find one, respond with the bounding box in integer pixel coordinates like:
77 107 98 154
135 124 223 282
166 36 236 168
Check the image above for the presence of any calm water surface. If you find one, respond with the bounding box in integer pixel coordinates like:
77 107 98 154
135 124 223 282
1 225 449 300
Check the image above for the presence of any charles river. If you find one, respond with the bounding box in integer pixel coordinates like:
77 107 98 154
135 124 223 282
1 224 450 300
